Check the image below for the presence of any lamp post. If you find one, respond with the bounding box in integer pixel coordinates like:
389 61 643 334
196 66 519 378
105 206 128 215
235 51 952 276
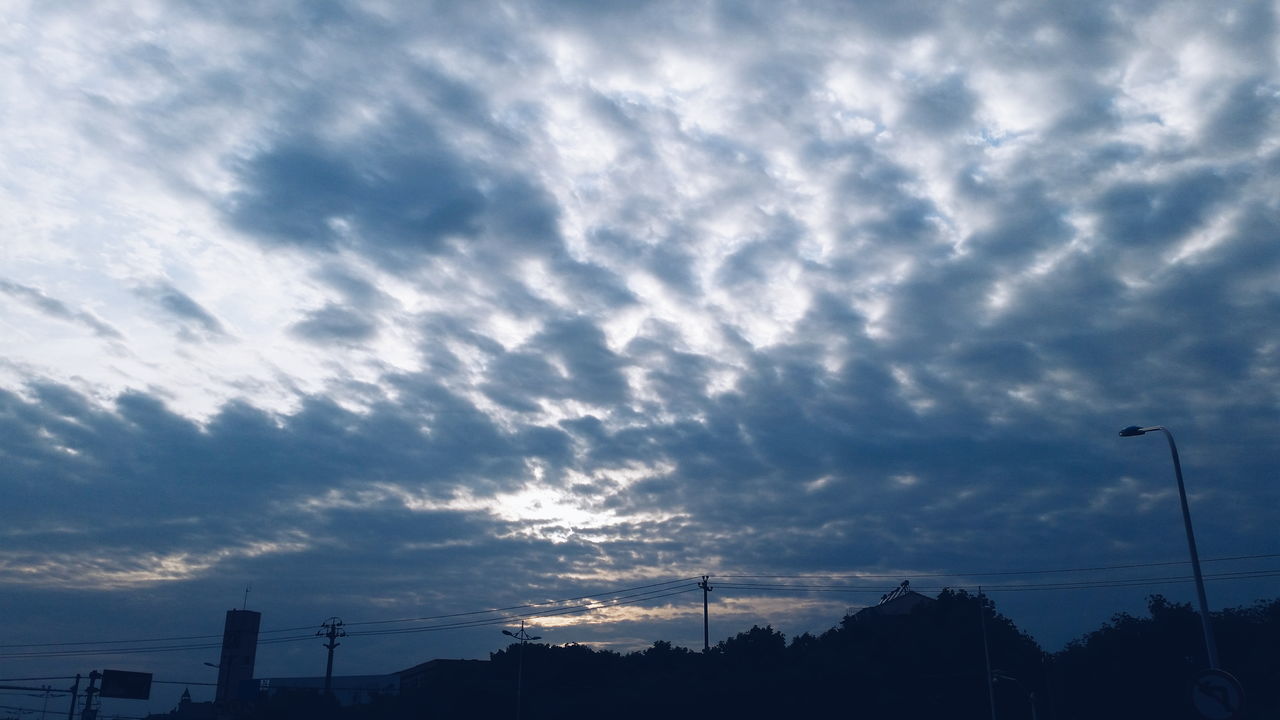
1118 425 1219 669
991 671 1039 720
502 621 541 720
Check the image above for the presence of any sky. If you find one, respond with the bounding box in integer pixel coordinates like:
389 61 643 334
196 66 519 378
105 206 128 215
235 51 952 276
2 0 1279 714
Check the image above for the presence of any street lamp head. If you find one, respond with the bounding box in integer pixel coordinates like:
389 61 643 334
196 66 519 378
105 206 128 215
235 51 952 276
502 630 516 637
1120 425 1165 437
529 636 542 641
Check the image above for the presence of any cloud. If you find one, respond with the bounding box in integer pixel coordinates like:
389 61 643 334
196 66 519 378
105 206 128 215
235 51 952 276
227 130 487 263
0 279 123 339
1094 168 1237 248
135 282 227 340
290 303 379 344
1202 76 1279 152
903 74 977 134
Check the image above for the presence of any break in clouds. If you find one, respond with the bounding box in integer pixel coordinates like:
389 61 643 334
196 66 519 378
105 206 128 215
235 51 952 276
1 0 1278 664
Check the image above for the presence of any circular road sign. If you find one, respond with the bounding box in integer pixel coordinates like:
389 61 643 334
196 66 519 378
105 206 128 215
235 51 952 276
1190 669 1244 720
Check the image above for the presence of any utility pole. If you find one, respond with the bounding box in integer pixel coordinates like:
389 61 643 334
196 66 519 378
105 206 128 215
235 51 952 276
79 671 100 720
501 621 541 720
698 576 714 651
979 588 997 720
317 617 346 696
66 674 79 720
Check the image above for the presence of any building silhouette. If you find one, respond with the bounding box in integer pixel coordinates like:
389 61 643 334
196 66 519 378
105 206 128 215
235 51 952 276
215 610 261 704
853 580 935 619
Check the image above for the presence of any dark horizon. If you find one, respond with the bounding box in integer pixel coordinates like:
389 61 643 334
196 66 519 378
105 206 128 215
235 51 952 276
11 588 1278 719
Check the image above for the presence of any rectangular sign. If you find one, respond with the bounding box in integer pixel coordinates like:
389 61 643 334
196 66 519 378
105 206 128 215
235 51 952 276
100 670 152 700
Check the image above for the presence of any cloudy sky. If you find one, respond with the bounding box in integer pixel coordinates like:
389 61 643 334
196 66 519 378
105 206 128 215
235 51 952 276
3 0 1279 712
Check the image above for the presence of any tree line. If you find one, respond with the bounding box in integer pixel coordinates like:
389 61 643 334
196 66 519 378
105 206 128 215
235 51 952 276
241 590 1280 720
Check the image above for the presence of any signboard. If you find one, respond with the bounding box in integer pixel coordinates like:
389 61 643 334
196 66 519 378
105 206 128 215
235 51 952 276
99 670 152 700
1190 669 1244 720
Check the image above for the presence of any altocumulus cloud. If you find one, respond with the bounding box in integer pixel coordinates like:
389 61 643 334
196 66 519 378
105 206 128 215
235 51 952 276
1 0 1279 690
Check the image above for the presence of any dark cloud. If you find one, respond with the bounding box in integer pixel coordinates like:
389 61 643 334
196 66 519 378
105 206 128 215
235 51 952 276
135 281 227 339
0 376 556 559
838 0 940 38
966 180 1071 261
227 134 485 261
587 225 700 296
0 279 123 339
483 316 632 410
1095 168 1237 247
548 255 638 311
1047 80 1122 137
819 139 947 250
1203 77 1279 151
715 213 804 289
314 264 388 308
289 303 379 344
904 74 977 134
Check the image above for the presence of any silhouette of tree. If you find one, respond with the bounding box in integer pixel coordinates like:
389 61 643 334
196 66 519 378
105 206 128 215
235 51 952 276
1055 595 1280 720
224 593 1280 720
715 624 787 668
783 588 1043 718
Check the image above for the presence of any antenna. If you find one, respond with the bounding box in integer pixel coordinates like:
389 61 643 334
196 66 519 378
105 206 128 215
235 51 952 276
242 585 251 610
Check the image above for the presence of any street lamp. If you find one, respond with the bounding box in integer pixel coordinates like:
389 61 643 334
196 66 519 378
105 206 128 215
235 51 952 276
1118 425 1219 669
501 621 541 720
991 671 1038 720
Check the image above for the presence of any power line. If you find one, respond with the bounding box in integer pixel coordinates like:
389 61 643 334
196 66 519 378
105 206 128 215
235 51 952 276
713 552 1280 580
977 569 1280 592
713 568 1280 593
3 552 1277 660
341 576 700 628
0 586 700 659
0 577 700 651
0 635 316 660
348 585 702 637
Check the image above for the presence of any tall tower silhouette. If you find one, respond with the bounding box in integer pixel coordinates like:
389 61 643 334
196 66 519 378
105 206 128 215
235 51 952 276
215 609 261 703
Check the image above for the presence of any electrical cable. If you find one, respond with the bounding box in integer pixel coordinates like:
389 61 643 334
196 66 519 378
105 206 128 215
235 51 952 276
342 576 701 628
712 568 1280 593
713 552 1280 580
3 552 1276 660
0 587 700 659
0 577 700 650
349 586 702 637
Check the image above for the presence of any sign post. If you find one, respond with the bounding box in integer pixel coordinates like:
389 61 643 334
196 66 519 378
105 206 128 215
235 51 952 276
1190 669 1244 720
